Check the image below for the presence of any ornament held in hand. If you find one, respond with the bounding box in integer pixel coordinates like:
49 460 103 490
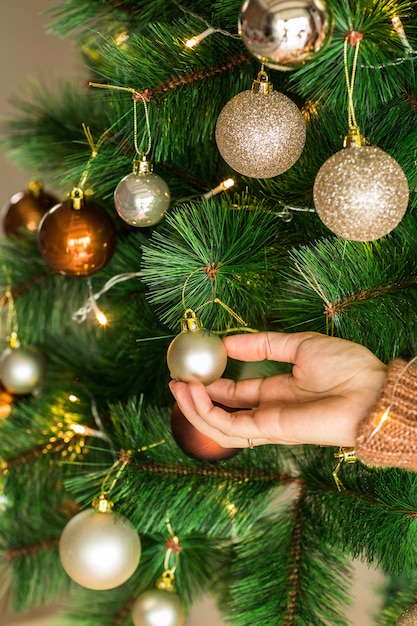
171 401 240 462
2 181 59 238
215 69 306 178
38 187 117 276
59 495 141 590
167 311 227 386
132 589 186 626
239 0 331 71
313 132 409 241
0 335 46 395
114 155 170 227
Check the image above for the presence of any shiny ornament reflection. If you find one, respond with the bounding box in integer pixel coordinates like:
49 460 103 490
313 145 409 241
59 508 141 590
114 158 170 227
132 589 186 626
38 198 117 276
0 346 45 395
215 77 305 178
239 0 330 70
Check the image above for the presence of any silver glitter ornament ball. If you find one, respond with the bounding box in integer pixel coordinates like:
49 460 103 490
313 145 409 241
132 589 186 626
215 82 306 178
239 0 331 70
114 158 170 227
167 313 227 386
59 507 141 590
397 603 417 625
0 345 46 395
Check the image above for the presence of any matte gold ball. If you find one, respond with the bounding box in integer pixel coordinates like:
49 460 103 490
167 329 227 386
313 145 409 241
397 603 417 625
59 508 141 590
239 0 331 70
215 89 306 178
132 589 186 626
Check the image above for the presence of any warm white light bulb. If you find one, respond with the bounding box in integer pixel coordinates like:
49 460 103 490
185 27 215 48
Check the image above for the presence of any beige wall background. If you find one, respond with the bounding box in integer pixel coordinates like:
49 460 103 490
0 2 384 625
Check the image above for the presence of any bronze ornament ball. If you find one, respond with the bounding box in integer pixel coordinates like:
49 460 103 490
239 0 331 71
171 401 240 462
215 87 306 178
313 145 409 241
2 182 59 238
38 198 117 276
132 589 186 626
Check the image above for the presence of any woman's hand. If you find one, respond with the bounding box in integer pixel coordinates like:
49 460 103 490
169 331 388 449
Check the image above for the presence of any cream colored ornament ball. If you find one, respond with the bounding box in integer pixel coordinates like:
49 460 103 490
59 507 141 590
215 87 306 178
313 145 409 241
397 603 417 625
132 589 186 626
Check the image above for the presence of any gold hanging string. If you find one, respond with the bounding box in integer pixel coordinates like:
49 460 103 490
181 266 249 328
77 124 108 190
0 272 19 345
154 515 183 592
88 82 152 159
343 34 362 131
294 261 335 336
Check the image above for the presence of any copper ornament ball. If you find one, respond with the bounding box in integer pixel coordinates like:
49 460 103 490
2 182 59 238
38 198 117 276
171 401 240 462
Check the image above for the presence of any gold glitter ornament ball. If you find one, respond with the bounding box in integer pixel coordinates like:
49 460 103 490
215 86 306 178
239 0 331 71
313 145 409 241
397 603 417 625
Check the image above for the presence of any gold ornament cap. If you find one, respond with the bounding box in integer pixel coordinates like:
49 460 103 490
180 309 203 333
343 125 366 148
28 180 43 198
252 68 273 95
70 187 85 210
156 570 176 593
133 155 153 176
92 494 114 513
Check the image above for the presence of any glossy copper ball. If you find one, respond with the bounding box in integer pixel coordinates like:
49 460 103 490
2 184 59 238
171 402 240 462
38 199 117 276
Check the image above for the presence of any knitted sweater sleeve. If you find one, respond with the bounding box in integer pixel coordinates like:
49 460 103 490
355 359 417 472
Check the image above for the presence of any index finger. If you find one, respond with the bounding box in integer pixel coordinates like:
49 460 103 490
223 331 321 364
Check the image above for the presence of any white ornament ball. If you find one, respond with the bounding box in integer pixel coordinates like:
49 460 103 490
313 145 409 241
215 88 306 178
59 508 141 590
0 345 46 395
239 0 330 71
167 329 227 386
132 589 186 626
114 170 170 227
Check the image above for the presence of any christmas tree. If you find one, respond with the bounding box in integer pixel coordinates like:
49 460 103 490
1 1 417 625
